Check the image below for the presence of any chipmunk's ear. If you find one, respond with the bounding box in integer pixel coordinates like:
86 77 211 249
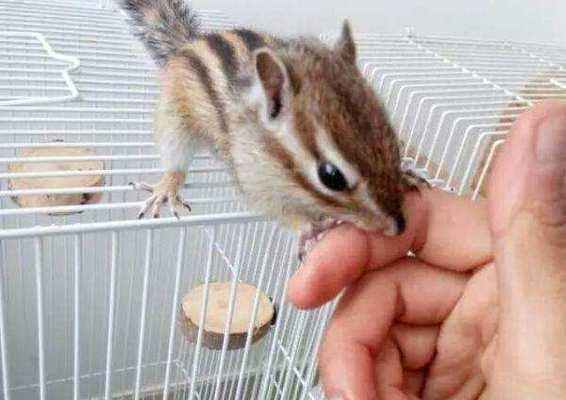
253 48 291 123
335 20 356 65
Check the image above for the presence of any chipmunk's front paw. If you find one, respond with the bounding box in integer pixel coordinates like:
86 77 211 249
129 181 191 219
297 235 316 264
402 168 431 191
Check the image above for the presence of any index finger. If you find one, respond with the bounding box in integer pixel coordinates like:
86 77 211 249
288 188 491 309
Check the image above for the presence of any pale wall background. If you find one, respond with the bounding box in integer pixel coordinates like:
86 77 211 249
194 0 566 45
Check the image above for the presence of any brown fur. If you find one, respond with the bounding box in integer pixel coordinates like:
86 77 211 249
288 46 404 217
122 0 407 234
261 135 342 210
121 0 200 66
156 28 404 231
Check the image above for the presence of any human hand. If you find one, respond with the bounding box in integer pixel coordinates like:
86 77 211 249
287 100 566 400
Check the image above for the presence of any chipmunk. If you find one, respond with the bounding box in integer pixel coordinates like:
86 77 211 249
120 0 424 259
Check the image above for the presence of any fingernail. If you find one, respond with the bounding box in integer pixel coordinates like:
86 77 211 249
536 115 566 163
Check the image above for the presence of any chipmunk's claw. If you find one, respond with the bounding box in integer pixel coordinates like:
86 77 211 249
297 232 322 263
169 201 181 220
137 192 161 219
150 194 166 218
178 197 192 212
131 180 192 219
129 181 154 193
169 195 191 219
402 169 431 191
297 248 306 264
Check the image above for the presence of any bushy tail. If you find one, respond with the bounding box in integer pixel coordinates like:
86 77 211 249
119 0 200 66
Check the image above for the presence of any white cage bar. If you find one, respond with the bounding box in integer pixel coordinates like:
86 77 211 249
0 31 80 106
1 1 566 400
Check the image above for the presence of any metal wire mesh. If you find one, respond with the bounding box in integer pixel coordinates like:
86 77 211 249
0 2 330 399
0 31 80 106
347 32 566 198
1 1 566 400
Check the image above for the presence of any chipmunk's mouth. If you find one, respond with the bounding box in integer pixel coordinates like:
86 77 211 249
347 212 406 237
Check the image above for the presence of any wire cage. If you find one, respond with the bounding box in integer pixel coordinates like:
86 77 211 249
0 1 332 399
1 1 566 400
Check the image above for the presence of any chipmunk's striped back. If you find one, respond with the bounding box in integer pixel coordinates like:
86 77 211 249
121 0 276 132
156 28 281 150
176 29 277 129
121 0 273 82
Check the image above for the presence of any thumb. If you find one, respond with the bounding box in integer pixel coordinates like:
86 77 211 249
488 100 566 386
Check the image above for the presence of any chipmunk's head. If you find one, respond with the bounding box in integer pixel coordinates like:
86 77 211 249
245 21 407 236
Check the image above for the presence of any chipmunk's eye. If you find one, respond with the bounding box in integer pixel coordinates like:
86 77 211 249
318 161 348 191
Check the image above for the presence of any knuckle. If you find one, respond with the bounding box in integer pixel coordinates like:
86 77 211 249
532 196 566 246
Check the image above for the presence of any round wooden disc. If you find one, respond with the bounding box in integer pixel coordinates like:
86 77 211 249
181 282 275 351
8 146 104 215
